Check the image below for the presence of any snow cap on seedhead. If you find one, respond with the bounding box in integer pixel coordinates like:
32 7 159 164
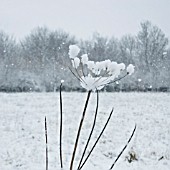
72 57 80 69
127 64 135 75
68 45 80 59
68 45 135 91
61 80 64 83
81 54 88 64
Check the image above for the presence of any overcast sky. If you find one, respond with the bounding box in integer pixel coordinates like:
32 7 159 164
0 0 170 40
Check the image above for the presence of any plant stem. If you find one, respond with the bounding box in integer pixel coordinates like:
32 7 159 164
68 67 81 82
77 90 99 169
109 124 137 170
70 90 92 170
45 116 48 170
107 73 128 85
97 73 128 89
59 83 63 168
78 108 114 170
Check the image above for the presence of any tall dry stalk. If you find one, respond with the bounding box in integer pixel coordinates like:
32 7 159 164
45 116 48 170
77 90 99 169
70 90 92 170
59 83 63 168
109 124 137 170
78 108 114 170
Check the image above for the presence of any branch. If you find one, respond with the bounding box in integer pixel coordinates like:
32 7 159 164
68 66 81 82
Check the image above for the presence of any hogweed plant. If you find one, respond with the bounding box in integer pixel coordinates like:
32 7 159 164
45 45 136 170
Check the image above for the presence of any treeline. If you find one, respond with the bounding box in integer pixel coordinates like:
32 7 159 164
0 21 170 92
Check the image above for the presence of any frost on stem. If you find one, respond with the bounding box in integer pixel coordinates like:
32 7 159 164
68 45 135 91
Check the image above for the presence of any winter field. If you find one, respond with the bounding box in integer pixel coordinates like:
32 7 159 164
0 92 170 170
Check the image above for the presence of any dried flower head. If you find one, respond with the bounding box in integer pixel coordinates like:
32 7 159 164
68 45 135 91
68 45 80 59
127 64 135 75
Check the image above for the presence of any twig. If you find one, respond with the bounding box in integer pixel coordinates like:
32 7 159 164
68 66 81 82
109 124 137 170
97 73 128 89
73 59 83 81
59 83 63 168
78 108 114 170
70 90 92 170
69 62 87 85
107 73 128 85
45 116 48 170
77 90 99 169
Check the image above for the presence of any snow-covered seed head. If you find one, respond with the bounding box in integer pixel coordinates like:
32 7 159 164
81 54 89 65
126 64 135 75
72 57 80 69
68 45 80 59
103 59 111 70
68 45 135 91
118 63 126 71
107 62 118 74
61 80 64 84
87 61 95 70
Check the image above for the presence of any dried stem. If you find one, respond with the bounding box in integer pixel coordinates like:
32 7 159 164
96 73 128 90
92 70 109 86
78 108 114 170
77 90 99 169
70 90 92 170
107 73 128 85
68 66 81 82
80 62 85 77
73 61 83 80
68 66 87 85
109 124 137 170
45 116 48 170
59 83 63 168
72 59 87 85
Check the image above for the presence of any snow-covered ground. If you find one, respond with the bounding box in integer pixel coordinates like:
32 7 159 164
0 92 170 170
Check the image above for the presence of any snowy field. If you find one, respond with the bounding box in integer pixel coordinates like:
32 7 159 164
0 92 170 170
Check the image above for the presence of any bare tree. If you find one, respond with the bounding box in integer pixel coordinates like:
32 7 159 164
119 35 136 65
0 31 19 90
137 21 168 88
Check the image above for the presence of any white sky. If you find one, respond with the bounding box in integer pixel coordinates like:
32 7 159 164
0 0 170 40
